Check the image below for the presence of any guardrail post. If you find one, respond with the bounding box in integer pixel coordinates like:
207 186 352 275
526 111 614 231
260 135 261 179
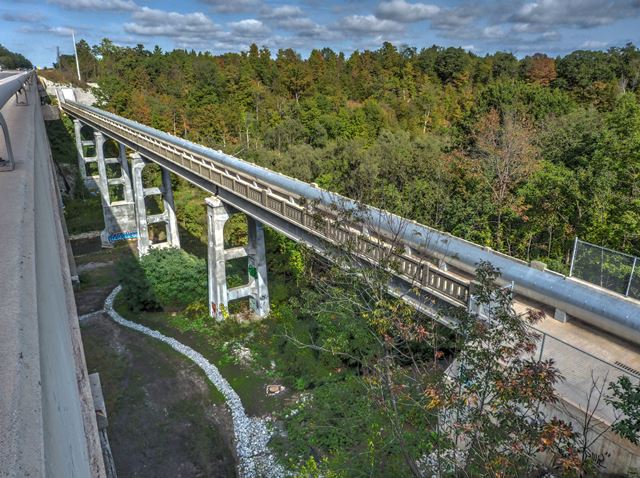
247 217 270 317
626 258 637 297
0 113 15 171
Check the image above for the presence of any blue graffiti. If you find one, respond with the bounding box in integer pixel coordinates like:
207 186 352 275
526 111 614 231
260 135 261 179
108 231 138 242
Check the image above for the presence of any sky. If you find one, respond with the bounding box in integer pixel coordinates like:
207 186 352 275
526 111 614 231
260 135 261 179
1 0 639 67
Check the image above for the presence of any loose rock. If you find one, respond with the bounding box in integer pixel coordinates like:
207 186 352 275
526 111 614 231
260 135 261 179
103 286 287 478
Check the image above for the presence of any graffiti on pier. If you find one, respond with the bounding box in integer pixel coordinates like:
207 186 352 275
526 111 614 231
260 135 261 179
108 231 138 242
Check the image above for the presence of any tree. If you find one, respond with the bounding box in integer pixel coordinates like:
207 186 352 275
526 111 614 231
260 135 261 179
607 375 640 445
521 53 557 86
0 44 32 69
426 263 591 476
470 109 540 247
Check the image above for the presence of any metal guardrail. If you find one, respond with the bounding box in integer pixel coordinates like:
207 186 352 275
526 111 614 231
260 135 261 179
60 99 640 345
61 100 469 308
0 70 33 171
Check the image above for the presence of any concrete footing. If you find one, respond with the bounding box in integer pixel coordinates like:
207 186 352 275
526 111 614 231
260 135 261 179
206 196 270 319
131 153 180 256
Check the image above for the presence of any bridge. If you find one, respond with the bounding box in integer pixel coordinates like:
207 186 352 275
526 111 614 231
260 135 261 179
2 71 640 476
0 72 106 477
58 89 640 433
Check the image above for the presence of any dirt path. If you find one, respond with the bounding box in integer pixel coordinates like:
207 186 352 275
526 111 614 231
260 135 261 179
81 313 238 477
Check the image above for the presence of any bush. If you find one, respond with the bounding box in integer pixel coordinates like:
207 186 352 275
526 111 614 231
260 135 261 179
117 248 207 312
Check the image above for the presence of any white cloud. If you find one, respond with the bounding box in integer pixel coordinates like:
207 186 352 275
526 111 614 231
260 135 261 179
263 5 304 19
2 12 45 22
21 24 78 37
48 0 137 11
375 0 440 23
510 0 640 28
581 39 608 48
229 19 270 37
200 0 263 14
339 14 404 34
482 25 505 39
124 7 220 40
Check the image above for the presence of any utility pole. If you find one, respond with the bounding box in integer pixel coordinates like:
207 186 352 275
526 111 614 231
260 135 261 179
72 30 81 82
56 46 60 70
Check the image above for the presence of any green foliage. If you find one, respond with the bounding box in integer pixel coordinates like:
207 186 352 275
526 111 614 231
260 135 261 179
81 39 640 269
607 375 640 445
0 44 32 69
117 248 207 312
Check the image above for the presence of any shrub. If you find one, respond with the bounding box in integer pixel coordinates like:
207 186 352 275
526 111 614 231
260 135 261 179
117 248 207 312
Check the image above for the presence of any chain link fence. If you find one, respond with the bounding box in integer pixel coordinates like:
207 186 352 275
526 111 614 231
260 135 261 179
569 237 640 300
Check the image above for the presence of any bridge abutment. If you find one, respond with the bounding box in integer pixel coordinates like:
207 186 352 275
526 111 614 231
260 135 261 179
131 153 180 256
206 196 270 320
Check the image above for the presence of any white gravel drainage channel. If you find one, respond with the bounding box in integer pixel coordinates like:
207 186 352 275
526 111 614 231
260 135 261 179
103 286 287 478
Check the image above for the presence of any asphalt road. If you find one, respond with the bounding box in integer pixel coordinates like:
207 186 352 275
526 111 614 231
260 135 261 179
0 70 22 80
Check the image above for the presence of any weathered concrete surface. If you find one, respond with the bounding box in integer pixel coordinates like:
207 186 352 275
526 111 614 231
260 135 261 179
94 133 137 247
131 153 180 255
0 77 105 477
0 72 43 478
206 196 270 319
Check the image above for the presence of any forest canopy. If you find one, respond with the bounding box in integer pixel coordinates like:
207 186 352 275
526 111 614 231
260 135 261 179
44 40 640 271
0 44 32 70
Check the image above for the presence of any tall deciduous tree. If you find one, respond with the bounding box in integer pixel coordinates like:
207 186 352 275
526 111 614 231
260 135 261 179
471 109 540 246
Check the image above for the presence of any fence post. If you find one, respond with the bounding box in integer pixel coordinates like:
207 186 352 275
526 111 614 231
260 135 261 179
569 236 578 277
538 333 547 362
626 257 637 297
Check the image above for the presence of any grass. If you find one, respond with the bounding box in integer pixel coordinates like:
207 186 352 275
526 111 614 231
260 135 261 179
81 318 235 476
45 115 76 166
77 266 118 290
114 292 285 416
64 195 105 234
74 242 136 265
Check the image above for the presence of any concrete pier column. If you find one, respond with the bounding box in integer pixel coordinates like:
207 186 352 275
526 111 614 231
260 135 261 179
131 153 180 256
247 217 270 317
206 196 231 319
96 135 138 248
73 119 98 190
205 196 270 319
94 132 112 248
118 143 134 203
131 153 151 256
161 168 180 249
73 119 87 182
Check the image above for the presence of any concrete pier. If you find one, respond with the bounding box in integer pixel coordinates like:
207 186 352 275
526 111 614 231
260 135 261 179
131 153 180 256
94 133 137 248
73 118 98 190
206 196 270 319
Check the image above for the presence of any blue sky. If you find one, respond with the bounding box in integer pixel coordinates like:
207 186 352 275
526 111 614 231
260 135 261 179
2 0 639 67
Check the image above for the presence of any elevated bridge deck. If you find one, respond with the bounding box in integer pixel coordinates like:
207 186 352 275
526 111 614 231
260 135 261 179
0 73 105 477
